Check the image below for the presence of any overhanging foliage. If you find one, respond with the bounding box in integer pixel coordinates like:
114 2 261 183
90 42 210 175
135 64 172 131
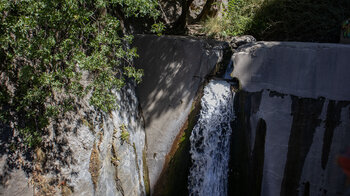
0 0 159 147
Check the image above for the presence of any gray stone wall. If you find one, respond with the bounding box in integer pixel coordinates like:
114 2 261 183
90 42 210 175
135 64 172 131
229 42 350 196
0 83 147 196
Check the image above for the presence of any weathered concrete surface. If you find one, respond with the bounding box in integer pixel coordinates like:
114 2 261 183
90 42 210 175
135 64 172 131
231 42 350 100
229 42 350 196
133 34 229 191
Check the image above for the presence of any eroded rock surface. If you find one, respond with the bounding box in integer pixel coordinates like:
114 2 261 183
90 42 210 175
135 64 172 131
0 84 147 196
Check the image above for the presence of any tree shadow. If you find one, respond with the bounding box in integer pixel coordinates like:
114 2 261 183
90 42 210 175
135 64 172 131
0 99 83 192
133 35 228 128
245 0 350 43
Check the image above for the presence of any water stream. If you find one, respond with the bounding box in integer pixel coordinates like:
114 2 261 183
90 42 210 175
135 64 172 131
188 79 235 196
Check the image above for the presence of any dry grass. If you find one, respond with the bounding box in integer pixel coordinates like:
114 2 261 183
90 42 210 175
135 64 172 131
89 142 100 190
31 165 57 196
201 17 227 37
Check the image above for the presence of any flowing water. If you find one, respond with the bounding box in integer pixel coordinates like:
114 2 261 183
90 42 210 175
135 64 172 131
188 80 235 196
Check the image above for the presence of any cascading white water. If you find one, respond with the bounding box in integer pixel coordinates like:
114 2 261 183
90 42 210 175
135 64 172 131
188 80 235 196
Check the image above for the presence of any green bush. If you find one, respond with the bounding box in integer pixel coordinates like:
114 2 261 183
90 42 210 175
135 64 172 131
0 0 159 147
224 0 261 36
202 0 261 38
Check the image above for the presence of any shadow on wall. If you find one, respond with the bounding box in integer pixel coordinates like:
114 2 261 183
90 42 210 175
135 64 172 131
245 0 350 43
135 44 189 127
134 36 222 128
0 115 79 193
0 84 108 194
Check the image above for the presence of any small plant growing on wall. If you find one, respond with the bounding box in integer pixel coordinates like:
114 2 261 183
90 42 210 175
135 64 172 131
120 124 130 144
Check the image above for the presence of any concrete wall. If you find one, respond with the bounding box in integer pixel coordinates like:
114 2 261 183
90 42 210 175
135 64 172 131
229 42 350 196
133 35 229 192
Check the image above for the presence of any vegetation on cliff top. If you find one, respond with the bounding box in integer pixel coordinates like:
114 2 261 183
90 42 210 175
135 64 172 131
202 0 350 43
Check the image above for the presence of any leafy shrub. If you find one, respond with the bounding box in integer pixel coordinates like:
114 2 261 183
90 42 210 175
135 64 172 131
224 0 261 36
0 0 159 147
151 22 166 36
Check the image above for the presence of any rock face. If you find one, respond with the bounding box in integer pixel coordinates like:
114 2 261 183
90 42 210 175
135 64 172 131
133 34 230 192
229 42 350 195
65 85 147 196
0 84 147 196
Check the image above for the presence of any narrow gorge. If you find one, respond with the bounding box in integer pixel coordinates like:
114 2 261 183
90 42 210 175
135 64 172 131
1 35 350 196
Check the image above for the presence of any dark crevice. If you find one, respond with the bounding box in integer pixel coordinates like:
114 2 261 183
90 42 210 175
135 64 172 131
303 181 310 196
250 118 266 196
228 90 263 196
268 89 287 99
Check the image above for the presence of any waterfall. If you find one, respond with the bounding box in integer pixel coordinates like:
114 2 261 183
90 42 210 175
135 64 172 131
188 80 235 196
